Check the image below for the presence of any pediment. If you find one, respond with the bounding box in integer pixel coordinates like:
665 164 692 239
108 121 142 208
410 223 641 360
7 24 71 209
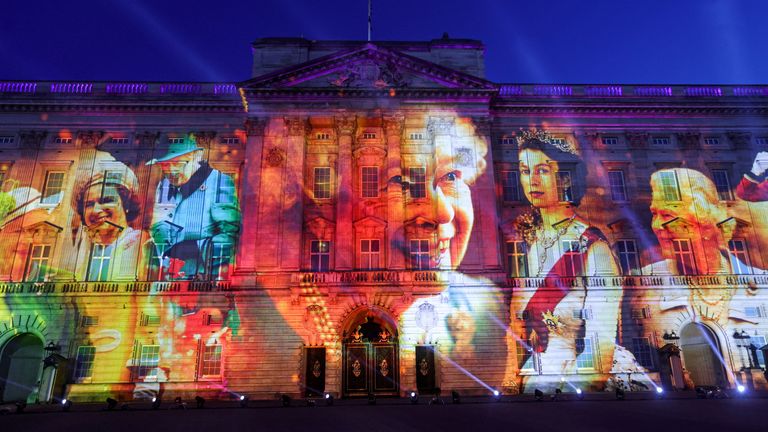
241 43 495 90
404 215 437 229
305 216 335 231
354 215 387 228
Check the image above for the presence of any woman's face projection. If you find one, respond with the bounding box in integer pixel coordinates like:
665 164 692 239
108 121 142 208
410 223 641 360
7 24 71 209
83 184 127 235
519 148 560 209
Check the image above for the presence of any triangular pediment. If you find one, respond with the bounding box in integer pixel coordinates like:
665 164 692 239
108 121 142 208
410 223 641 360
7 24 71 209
241 43 495 90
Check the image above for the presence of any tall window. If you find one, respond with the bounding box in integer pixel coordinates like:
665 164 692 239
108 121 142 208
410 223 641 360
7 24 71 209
0 136 15 145
73 346 96 380
501 171 521 202
211 242 233 280
216 171 236 204
711 170 733 201
672 239 696 275
652 137 670 146
576 338 594 369
88 243 114 281
138 345 160 380
361 166 379 198
313 167 331 199
607 170 627 202
616 240 641 275
756 137 768 146
657 171 680 201
632 337 654 368
560 240 584 277
556 171 573 202
408 167 426 198
506 241 528 277
41 171 65 204
200 344 223 376
410 239 430 270
751 335 766 368
25 244 51 282
704 137 720 146
602 137 618 146
516 339 536 372
360 239 380 270
110 137 129 145
220 137 240 145
168 137 184 144
727 239 752 275
310 240 331 272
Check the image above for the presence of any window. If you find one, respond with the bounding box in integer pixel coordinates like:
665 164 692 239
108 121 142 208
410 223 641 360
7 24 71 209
138 345 160 380
361 166 379 198
672 239 696 275
506 241 528 277
607 170 627 202
0 136 15 145
410 239 430 270
316 132 330 140
630 307 650 320
576 338 594 369
657 171 680 201
550 138 566 146
88 243 114 281
201 344 223 376
751 335 766 368
744 307 762 319
756 137 768 146
313 167 332 199
632 337 654 368
572 309 593 320
168 137 184 144
54 137 72 144
501 171 521 202
142 314 161 326
728 239 752 275
362 132 376 139
73 346 96 380
602 137 618 146
408 167 426 198
560 239 584 276
211 242 233 280
41 171 65 204
0 164 8 185
516 339 536 371
81 315 99 327
556 171 573 202
110 137 129 145
216 171 236 204
711 170 733 201
360 239 380 270
220 137 240 145
652 137 670 146
24 244 51 282
500 137 515 145
409 133 424 140
310 240 331 272
704 137 720 146
616 240 641 275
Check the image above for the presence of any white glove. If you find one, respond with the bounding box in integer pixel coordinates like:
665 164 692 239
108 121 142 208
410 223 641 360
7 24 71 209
751 151 768 177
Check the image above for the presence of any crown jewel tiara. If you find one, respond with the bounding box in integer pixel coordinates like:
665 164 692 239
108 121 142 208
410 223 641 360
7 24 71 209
516 129 578 155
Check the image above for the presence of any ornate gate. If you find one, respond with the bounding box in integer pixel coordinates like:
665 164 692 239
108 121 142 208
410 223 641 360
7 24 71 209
342 317 398 397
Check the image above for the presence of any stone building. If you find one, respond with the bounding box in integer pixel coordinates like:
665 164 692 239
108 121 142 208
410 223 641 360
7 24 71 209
1 36 767 403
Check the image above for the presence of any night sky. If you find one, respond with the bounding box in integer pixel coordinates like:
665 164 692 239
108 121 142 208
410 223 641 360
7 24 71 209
1 0 766 84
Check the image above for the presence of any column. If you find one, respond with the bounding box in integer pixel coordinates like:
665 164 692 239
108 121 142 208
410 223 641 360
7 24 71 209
334 115 356 270
384 115 405 269
471 117 502 270
279 116 307 271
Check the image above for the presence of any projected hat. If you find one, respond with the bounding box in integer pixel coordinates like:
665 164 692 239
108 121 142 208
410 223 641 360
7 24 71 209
146 134 203 165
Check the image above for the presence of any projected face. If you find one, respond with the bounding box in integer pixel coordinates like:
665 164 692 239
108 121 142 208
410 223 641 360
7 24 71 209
519 148 560 209
433 167 474 268
83 184 128 233
158 151 202 186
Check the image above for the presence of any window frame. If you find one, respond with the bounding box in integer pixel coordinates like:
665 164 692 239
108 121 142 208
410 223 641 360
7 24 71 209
672 239 697 275
359 239 381 270
360 166 379 198
409 239 431 270
40 170 66 205
556 170 573 203
501 170 521 202
87 243 114 282
310 240 331 272
658 171 681 201
575 337 596 370
137 345 161 380
313 167 332 200
710 169 734 201
560 239 584 277
615 239 641 276
506 240 529 277
199 344 223 378
73 345 97 381
631 337 655 369
408 167 427 199
607 170 628 202
24 243 52 282
727 239 752 275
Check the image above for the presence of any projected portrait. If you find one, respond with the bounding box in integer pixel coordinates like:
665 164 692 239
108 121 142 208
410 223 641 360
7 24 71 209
147 134 241 280
507 130 621 393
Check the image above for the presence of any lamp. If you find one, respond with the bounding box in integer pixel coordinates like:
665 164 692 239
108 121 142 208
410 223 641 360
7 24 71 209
410 391 419 405
305 398 316 407
451 390 461 404
615 388 625 400
534 389 544 402
151 397 161 410
281 394 292 407
575 388 583 400
195 396 205 409
552 388 562 401
324 393 334 406
662 330 680 342
239 395 249 408
61 399 72 412
492 389 502 402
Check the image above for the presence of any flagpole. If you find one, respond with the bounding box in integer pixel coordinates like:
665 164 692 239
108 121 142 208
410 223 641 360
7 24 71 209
368 0 372 41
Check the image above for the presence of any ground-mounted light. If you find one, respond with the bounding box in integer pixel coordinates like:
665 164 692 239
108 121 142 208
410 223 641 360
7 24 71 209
195 396 205 409
324 393 334 406
615 388 625 400
451 390 461 404
534 389 544 402
552 388 562 401
61 399 72 412
305 398 316 407
281 394 292 407
15 401 26 414
151 397 161 410
106 398 118 410
576 388 583 400
239 395 249 408
737 385 746 395
410 391 419 405
492 389 502 402
655 387 664 399
367 393 376 405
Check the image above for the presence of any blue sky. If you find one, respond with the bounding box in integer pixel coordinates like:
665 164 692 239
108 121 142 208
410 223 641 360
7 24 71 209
1 0 766 84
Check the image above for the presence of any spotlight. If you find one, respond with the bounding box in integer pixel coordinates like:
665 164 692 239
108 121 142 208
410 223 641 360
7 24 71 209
655 387 664 399
195 396 205 409
551 388 562 401
239 395 249 408
737 385 746 394
534 389 544 402
615 388 625 400
151 397 161 410
410 391 419 405
281 394 292 407
324 393 334 406
61 399 72 412
367 393 376 405
576 388 584 400
492 389 502 402
451 390 461 404
106 398 118 410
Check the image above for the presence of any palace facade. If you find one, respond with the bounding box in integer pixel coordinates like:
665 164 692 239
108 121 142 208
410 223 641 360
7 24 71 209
1 37 768 403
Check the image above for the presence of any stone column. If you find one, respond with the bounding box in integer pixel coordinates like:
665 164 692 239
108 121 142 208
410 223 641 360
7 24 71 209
334 115 356 271
233 118 267 284
384 115 405 269
471 117 502 270
279 117 307 271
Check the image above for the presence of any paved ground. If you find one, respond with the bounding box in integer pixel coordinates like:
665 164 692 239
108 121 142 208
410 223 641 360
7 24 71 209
2 393 766 431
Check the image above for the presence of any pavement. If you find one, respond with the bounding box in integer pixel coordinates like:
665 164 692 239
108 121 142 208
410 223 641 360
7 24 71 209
1 391 767 431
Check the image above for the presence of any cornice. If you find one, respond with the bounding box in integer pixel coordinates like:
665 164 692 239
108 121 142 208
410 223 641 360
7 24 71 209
0 102 244 114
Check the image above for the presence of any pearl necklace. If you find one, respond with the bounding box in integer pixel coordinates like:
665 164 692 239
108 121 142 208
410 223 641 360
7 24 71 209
536 214 577 275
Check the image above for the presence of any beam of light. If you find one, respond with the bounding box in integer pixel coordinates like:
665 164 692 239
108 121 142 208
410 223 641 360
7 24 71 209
433 349 496 393
114 0 224 81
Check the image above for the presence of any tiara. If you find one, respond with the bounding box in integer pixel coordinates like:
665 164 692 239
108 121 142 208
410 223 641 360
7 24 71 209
516 129 578 155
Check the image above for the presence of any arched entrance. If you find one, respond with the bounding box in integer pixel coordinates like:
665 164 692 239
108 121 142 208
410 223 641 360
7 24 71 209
680 323 727 387
0 333 44 402
342 309 399 397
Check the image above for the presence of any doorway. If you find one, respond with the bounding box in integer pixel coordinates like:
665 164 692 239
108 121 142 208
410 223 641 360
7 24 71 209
0 333 44 402
679 323 727 387
342 315 398 397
